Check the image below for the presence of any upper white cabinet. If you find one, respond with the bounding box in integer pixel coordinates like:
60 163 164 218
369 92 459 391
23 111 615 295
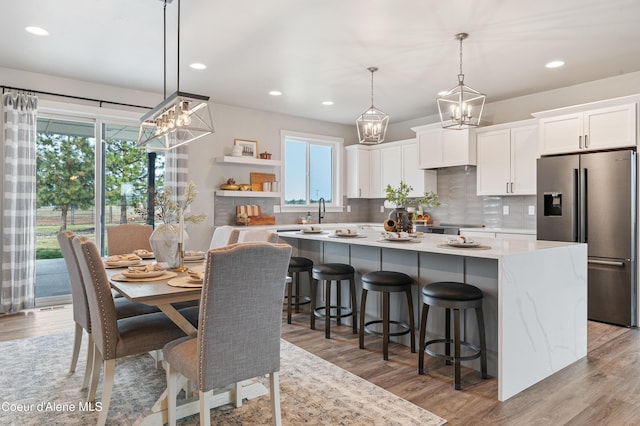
345 139 430 198
538 103 637 155
476 120 538 196
412 123 477 169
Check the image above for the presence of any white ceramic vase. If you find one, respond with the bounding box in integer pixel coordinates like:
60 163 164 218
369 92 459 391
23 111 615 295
149 224 189 268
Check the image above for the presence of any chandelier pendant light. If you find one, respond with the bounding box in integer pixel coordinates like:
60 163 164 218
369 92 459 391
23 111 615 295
437 33 486 130
356 67 389 144
137 0 214 150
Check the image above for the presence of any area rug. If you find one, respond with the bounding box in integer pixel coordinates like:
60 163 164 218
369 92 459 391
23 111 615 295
0 333 446 425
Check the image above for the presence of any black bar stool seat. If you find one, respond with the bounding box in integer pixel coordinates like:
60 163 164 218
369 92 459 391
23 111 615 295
359 271 416 360
285 256 313 324
418 281 488 390
311 263 357 339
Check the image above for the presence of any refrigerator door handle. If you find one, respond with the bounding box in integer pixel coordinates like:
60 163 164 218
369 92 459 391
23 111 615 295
573 168 579 242
581 168 588 243
588 259 625 267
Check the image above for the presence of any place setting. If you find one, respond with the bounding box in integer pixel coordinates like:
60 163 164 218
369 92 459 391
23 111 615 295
328 228 366 238
184 250 206 263
437 235 491 250
168 268 205 288
378 231 422 243
103 253 143 268
111 263 178 282
297 226 328 235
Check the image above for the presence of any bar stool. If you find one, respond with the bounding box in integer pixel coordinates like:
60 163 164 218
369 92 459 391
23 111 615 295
286 256 313 324
418 281 488 390
310 263 357 339
359 271 416 360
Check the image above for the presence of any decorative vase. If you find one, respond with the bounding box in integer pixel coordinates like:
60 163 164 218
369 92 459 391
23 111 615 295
149 224 189 268
388 207 408 232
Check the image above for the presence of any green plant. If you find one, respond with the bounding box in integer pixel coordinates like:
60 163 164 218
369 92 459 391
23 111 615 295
385 180 441 209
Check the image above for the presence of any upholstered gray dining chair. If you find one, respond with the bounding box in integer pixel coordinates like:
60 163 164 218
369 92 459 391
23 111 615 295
106 223 153 255
208 225 240 249
163 242 292 426
71 236 194 426
57 231 159 391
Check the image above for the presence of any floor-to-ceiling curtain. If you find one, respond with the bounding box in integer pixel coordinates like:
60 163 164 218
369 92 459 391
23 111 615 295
164 145 188 201
1 92 38 313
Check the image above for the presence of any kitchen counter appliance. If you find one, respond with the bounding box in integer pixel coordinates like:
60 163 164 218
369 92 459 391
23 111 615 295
536 149 637 327
415 223 484 235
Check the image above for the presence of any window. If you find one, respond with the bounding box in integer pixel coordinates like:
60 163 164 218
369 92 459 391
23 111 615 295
281 130 343 209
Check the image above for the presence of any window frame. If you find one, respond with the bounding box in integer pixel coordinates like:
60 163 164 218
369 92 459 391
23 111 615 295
280 129 343 212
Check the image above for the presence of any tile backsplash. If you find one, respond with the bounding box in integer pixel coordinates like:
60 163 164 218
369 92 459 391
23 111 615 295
214 166 536 229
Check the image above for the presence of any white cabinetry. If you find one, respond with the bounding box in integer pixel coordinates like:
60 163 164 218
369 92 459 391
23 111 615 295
476 120 538 196
345 139 432 198
538 103 637 155
345 145 383 198
412 123 476 169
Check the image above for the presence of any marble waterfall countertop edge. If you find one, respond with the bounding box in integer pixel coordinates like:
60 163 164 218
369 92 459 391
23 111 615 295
459 227 536 235
277 229 583 260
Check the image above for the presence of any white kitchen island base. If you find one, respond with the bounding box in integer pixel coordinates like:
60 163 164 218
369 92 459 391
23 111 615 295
280 230 587 401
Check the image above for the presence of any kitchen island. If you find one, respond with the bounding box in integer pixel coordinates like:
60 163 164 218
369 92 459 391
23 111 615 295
278 228 587 401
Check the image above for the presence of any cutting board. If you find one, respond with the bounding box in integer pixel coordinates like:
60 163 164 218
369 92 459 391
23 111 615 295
250 172 276 191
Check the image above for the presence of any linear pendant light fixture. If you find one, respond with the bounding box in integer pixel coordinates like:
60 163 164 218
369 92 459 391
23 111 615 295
137 0 214 150
437 33 486 130
356 67 389 144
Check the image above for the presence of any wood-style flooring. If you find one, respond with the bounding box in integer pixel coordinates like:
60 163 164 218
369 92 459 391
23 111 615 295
2 304 639 425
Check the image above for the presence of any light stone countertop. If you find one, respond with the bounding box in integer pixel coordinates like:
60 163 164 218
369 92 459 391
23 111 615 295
459 227 536 235
278 228 580 260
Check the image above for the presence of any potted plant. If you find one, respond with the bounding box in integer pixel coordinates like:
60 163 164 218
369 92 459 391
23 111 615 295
384 181 440 231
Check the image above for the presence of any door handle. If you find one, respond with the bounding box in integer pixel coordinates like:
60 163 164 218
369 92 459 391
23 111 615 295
584 134 589 148
588 259 625 267
506 182 509 193
578 135 582 149
510 182 514 193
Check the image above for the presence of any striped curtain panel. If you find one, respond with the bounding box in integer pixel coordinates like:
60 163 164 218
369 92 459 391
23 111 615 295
1 92 38 313
164 145 189 205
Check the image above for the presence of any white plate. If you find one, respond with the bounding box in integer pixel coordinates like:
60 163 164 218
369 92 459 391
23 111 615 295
121 270 165 279
447 242 481 248
105 260 142 267
332 232 360 237
301 229 324 234
384 237 414 242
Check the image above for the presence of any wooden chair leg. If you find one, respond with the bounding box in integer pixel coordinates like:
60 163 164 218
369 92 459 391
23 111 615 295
286 274 293 324
234 382 243 407
310 278 318 330
87 348 102 403
453 308 462 390
97 359 115 426
200 389 212 426
166 364 177 426
383 292 390 360
81 335 94 391
325 280 331 338
350 277 357 334
69 323 82 373
270 372 282 426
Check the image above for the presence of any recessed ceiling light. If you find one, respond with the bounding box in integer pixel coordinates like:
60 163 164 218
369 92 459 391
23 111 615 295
269 90 282 96
25 26 49 36
189 63 207 70
322 101 334 106
545 60 565 69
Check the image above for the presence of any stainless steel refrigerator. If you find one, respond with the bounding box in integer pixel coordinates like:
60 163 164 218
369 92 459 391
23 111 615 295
537 150 637 326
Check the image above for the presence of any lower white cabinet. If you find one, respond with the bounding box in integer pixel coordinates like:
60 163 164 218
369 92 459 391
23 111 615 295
476 121 538 196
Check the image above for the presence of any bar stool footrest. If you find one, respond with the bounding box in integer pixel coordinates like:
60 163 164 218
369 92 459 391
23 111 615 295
314 306 353 319
364 320 411 337
424 338 482 363
283 295 311 306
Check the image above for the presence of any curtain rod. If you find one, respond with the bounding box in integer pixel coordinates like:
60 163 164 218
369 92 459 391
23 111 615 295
1 85 152 110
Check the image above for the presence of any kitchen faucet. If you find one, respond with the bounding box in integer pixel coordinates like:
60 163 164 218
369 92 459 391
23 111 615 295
318 197 326 224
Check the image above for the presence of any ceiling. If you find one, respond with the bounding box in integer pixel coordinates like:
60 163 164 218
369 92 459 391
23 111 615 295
3 0 640 125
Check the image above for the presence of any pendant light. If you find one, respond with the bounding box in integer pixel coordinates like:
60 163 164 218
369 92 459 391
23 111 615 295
137 0 214 150
356 67 389 144
437 33 486 130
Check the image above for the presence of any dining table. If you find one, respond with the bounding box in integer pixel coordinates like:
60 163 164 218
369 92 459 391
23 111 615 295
105 258 287 425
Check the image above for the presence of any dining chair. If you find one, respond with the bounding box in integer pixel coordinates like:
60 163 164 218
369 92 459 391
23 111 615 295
163 242 292 426
71 236 193 426
57 231 160 391
106 223 153 255
208 225 240 249
237 229 279 243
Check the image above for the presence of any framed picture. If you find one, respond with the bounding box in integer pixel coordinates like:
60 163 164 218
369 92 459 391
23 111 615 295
234 139 258 158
